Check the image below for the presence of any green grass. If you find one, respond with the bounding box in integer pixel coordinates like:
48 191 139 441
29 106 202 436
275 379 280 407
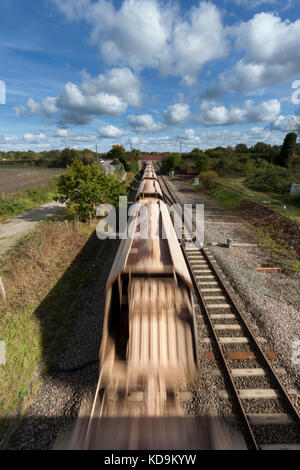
0 180 57 222
218 177 300 221
202 182 300 274
129 158 140 174
253 226 300 274
0 220 101 438
209 185 245 209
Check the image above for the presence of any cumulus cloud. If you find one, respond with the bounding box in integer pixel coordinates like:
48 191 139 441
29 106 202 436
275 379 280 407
53 128 76 137
0 135 20 144
127 127 283 152
13 105 26 119
14 68 141 125
232 0 278 6
23 132 47 143
163 103 191 126
269 114 300 132
222 12 300 92
127 114 165 133
98 124 128 138
194 99 281 127
53 0 229 85
27 97 58 117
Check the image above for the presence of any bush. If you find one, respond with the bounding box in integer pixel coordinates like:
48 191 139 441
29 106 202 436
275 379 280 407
162 153 182 173
291 192 300 207
276 132 297 168
246 168 295 194
193 152 209 172
199 170 218 189
56 160 127 221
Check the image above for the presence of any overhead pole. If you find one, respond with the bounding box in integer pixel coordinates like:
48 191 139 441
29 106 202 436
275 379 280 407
179 141 182 156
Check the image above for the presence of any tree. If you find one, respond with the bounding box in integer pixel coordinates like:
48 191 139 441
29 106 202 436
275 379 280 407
235 143 248 153
56 160 127 221
277 132 297 168
108 145 126 160
193 152 209 173
252 142 270 154
81 149 95 165
163 153 182 173
60 148 79 166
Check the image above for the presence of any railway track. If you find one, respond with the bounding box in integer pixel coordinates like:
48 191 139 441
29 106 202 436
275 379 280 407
158 173 300 450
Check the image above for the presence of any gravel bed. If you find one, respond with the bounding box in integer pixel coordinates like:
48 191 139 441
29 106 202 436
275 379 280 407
233 376 275 389
242 398 287 414
168 178 300 399
8 239 120 450
168 177 300 446
253 424 300 445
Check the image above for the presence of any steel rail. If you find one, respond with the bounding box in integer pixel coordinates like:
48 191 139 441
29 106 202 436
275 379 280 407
158 173 300 449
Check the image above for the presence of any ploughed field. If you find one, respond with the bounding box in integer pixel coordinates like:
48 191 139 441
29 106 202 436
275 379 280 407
0 168 64 194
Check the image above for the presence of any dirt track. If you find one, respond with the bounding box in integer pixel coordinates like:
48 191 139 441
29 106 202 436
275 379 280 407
0 168 64 194
0 201 65 256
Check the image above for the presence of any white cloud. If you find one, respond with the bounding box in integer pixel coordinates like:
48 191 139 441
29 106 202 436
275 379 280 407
72 134 96 143
27 97 58 117
222 12 300 92
194 99 281 126
127 114 165 133
53 0 229 85
15 68 141 125
0 135 20 144
98 124 127 138
53 128 76 137
177 129 198 141
23 133 47 143
232 0 278 6
80 68 141 108
163 103 191 126
57 82 127 124
231 0 295 8
127 127 283 152
13 105 26 119
164 1 229 85
269 115 300 132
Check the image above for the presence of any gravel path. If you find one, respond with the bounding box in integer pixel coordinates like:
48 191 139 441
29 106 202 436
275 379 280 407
0 201 65 256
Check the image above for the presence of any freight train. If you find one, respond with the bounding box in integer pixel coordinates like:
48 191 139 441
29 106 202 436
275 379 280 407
67 162 233 450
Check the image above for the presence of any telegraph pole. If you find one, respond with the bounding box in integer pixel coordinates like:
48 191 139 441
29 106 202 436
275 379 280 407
179 142 182 155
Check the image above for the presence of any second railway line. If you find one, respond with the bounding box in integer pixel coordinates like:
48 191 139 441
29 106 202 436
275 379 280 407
158 170 300 450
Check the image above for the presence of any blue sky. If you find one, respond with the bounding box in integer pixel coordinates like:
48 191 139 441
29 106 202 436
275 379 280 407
0 0 300 153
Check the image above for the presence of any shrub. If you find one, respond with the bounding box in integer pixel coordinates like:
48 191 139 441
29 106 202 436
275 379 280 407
163 153 182 173
276 132 297 168
291 191 300 206
199 170 218 189
193 152 209 172
56 160 127 221
246 168 295 194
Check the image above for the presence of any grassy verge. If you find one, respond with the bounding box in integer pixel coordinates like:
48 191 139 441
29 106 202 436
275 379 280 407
218 177 300 221
0 180 57 222
0 219 102 438
209 185 245 209
251 226 300 275
129 158 140 174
